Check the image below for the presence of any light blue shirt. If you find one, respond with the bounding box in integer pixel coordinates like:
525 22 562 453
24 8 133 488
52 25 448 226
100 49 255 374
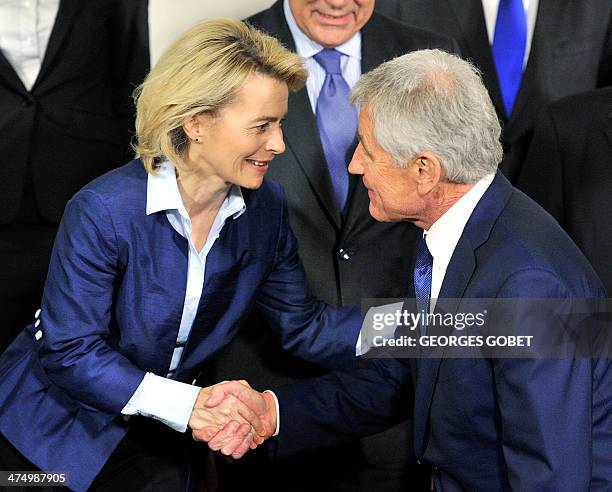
122 160 246 432
283 0 361 112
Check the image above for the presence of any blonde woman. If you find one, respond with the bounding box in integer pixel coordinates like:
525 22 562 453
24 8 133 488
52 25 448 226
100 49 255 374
0 19 361 492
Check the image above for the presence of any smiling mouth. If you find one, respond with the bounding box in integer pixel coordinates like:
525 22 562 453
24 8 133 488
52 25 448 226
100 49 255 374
314 11 352 24
246 159 270 169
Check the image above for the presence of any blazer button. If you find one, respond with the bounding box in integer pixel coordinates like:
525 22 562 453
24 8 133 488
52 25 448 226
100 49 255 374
22 94 34 106
337 248 353 260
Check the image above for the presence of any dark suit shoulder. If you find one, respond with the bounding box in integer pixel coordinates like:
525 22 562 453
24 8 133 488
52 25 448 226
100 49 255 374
547 86 612 121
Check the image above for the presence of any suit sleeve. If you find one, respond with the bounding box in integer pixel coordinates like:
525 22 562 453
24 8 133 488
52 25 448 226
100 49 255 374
38 190 145 424
272 357 413 459
110 0 150 159
255 187 362 371
491 269 596 490
517 104 565 227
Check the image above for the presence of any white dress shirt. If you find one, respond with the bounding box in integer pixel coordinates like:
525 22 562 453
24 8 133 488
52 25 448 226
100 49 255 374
426 174 495 308
481 0 539 68
283 0 361 112
0 0 59 90
122 160 246 432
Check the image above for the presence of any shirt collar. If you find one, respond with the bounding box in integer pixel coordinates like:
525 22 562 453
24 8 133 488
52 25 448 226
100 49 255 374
283 0 361 60
425 174 495 271
146 160 246 219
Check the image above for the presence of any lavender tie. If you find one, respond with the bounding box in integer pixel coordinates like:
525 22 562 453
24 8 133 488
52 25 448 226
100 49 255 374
313 49 358 211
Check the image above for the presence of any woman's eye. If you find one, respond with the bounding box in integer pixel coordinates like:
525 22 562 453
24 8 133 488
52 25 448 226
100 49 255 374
255 122 270 133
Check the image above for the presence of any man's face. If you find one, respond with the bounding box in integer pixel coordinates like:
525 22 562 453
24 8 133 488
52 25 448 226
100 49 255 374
288 0 375 48
348 108 423 223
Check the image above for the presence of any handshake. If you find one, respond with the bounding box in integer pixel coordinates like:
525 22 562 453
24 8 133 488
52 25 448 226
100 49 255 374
187 380 277 458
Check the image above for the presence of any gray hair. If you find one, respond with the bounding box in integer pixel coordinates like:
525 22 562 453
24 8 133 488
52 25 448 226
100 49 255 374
350 49 502 183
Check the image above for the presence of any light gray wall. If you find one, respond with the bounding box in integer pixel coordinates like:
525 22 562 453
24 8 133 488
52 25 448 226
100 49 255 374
149 0 276 64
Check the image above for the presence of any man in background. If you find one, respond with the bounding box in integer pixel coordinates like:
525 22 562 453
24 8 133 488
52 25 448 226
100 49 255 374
519 87 612 295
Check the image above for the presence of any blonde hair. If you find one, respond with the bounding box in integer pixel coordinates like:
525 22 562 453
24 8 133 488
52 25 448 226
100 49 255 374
134 18 307 173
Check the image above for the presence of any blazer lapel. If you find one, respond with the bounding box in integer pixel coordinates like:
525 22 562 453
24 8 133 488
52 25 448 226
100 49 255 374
412 241 476 455
284 89 343 227
343 17 398 233
447 0 505 119
34 0 79 89
0 51 27 94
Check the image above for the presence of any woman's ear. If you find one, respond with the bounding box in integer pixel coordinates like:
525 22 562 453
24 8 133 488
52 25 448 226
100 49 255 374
182 115 202 143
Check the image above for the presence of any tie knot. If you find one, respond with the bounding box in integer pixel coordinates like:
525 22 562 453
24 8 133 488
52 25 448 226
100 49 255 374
314 48 342 75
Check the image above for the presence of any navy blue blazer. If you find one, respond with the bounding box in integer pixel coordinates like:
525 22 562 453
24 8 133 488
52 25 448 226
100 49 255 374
273 173 612 491
0 160 361 492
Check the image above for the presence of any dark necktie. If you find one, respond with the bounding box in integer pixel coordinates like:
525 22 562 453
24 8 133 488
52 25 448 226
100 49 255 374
313 48 358 212
492 0 527 117
414 234 433 335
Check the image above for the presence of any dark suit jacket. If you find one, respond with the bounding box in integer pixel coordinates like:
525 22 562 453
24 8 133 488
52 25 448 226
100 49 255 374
518 87 612 294
375 0 612 184
273 173 612 491
0 160 361 492
0 0 149 224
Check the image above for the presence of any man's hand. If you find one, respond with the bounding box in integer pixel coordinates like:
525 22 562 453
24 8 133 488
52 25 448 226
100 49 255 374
188 380 267 457
192 380 277 458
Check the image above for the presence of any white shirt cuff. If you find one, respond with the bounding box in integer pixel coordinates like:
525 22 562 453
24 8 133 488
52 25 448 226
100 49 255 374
263 390 280 437
121 372 201 432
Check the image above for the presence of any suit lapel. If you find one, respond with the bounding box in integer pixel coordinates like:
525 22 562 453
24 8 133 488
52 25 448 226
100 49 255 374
413 172 514 455
447 0 505 118
343 16 396 233
284 88 343 227
34 0 79 90
413 242 476 455
0 51 27 94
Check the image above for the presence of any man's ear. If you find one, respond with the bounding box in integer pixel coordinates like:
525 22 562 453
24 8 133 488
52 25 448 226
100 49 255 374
414 151 443 194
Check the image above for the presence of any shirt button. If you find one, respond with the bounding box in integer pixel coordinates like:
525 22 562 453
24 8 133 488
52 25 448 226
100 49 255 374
337 248 353 260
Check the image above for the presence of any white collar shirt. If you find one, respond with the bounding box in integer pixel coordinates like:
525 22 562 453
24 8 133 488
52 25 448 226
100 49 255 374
0 0 60 90
425 174 495 308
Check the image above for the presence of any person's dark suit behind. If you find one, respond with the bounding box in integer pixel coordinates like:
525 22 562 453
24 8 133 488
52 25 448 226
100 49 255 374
0 0 150 351
375 0 612 184
205 1 458 491
518 87 612 294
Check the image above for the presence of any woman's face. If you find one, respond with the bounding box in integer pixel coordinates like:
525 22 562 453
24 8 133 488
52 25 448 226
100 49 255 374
184 73 288 189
